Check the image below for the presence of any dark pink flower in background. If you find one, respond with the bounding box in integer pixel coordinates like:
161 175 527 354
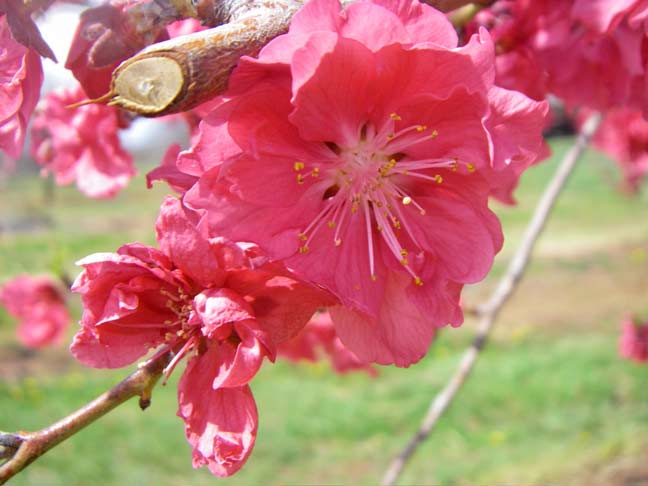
0 14 43 160
0 274 71 348
182 0 548 367
71 197 334 476
592 108 648 192
278 311 377 375
469 0 648 114
30 85 135 198
619 316 648 363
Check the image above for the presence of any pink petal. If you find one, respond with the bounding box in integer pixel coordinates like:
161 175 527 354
193 288 255 339
329 271 440 366
225 261 337 344
178 347 258 477
290 34 374 146
156 197 225 288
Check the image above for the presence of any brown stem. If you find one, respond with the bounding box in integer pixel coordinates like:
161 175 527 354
381 113 603 486
0 352 172 484
423 0 495 13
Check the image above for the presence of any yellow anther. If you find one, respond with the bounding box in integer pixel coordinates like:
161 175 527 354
434 174 443 184
390 112 402 121
400 258 409 266
416 125 427 132
452 159 459 172
431 129 439 137
293 161 305 171
298 233 307 241
299 245 309 254
371 274 377 281
414 277 424 286
164 332 174 341
312 167 320 177
400 249 408 257
386 133 395 140
376 225 383 232
376 201 383 208
393 219 401 229
334 238 342 246
297 174 305 184
402 196 412 205
467 163 475 172
327 220 336 228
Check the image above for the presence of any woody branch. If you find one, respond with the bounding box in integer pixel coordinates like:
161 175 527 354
0 352 172 484
381 112 603 486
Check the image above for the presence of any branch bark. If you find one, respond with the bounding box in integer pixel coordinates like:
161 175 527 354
0 352 172 484
381 113 603 486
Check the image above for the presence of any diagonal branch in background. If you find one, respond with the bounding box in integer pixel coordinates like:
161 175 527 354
381 112 603 486
0 351 172 484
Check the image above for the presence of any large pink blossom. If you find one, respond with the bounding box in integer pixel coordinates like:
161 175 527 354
591 108 648 192
180 0 548 367
71 197 333 476
0 274 71 348
619 316 648 363
0 14 43 160
30 85 136 198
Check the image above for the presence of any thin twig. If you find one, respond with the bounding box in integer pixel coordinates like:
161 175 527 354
0 352 172 484
381 113 603 486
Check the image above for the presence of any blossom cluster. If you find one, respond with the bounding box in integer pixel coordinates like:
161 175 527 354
0 0 646 478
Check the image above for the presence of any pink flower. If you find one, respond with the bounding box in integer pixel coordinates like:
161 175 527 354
0 274 71 348
182 0 548 367
30 85 136 198
0 14 43 160
592 108 648 192
278 311 377 375
471 0 648 112
71 197 333 476
619 316 648 363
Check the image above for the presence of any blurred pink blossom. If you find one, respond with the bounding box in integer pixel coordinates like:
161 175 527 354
0 14 43 160
592 108 648 192
30 86 136 198
71 197 334 476
619 316 648 363
468 0 648 113
278 311 377 375
0 274 70 348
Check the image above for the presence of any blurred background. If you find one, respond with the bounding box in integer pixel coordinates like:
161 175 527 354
1 135 648 485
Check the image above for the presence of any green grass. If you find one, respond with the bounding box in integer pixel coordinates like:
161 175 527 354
1 138 648 485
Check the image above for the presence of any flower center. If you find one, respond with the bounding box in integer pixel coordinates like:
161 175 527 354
294 113 476 287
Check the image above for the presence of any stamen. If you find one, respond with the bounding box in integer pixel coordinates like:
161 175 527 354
362 198 376 281
294 161 305 171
